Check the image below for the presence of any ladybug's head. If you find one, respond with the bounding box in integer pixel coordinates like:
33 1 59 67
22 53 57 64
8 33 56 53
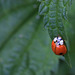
53 37 64 46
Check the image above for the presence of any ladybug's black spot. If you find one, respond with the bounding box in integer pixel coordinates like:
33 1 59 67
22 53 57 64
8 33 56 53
59 53 63 55
54 40 57 43
54 41 56 43
59 43 60 45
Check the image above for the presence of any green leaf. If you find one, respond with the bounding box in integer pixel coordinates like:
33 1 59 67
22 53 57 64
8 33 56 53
38 0 69 40
0 0 59 75
39 0 72 67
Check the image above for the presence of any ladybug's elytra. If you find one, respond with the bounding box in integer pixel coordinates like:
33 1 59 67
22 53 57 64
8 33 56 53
51 36 67 55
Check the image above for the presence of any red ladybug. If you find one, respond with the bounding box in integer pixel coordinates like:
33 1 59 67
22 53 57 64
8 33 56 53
51 36 67 55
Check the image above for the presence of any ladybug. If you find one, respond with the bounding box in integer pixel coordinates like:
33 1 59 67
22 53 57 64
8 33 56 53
51 36 67 55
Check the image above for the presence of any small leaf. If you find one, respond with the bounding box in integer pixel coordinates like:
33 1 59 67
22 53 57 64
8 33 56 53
39 0 72 67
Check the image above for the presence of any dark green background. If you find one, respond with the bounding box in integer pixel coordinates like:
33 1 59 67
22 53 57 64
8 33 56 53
0 0 75 75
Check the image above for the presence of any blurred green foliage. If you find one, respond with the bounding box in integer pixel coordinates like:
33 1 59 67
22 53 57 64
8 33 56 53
0 0 75 75
0 0 59 75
